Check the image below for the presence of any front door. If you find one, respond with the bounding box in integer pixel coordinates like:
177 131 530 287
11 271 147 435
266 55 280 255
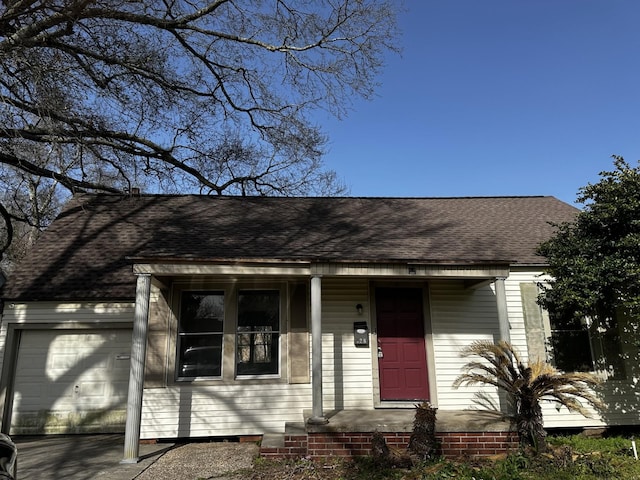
376 287 430 401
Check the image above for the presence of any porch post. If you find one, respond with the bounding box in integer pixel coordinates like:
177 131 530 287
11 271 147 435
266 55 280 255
122 273 151 463
494 277 511 344
308 275 328 425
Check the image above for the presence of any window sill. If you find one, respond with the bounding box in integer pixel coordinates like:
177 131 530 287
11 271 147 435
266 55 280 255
235 374 281 381
175 376 223 382
169 375 287 386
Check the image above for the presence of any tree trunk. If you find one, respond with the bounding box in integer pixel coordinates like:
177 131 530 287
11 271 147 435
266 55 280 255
517 394 546 452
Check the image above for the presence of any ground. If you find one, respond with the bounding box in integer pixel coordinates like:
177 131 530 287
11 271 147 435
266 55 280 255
122 435 640 480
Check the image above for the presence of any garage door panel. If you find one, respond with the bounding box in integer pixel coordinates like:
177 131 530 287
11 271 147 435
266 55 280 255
11 329 132 435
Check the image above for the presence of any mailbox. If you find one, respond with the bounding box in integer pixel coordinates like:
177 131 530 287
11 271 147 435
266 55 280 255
353 321 369 347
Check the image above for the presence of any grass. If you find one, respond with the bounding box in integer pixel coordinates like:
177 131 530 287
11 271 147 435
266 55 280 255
251 435 640 480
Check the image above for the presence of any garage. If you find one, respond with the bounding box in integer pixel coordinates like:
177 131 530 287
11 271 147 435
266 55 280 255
10 328 132 435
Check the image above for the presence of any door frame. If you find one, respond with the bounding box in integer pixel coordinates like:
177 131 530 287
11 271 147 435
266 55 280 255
370 281 438 408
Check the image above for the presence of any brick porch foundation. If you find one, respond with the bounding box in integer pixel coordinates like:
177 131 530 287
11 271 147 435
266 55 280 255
260 430 519 460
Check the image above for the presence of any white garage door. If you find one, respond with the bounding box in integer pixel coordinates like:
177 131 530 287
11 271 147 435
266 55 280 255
11 329 132 435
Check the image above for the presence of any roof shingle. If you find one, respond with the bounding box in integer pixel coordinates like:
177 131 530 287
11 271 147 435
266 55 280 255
1 194 578 301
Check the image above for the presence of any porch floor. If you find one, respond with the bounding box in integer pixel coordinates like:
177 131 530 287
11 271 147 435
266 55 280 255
269 408 513 443
301 408 512 433
261 408 517 458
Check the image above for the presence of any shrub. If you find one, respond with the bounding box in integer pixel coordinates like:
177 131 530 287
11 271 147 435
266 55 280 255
453 341 604 452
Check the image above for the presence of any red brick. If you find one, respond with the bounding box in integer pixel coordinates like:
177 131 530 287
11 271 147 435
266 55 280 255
259 448 279 454
476 449 498 455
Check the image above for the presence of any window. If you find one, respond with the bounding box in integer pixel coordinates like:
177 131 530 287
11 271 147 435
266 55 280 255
177 291 224 378
522 282 626 380
590 311 627 380
549 315 594 372
236 290 280 376
549 310 626 380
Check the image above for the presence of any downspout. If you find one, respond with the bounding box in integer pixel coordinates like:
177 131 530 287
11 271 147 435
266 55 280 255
122 273 151 463
308 275 328 425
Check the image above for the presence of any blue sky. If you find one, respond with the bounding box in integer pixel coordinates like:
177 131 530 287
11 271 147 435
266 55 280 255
319 1 640 206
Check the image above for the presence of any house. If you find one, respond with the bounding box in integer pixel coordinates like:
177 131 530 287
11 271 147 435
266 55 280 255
0 194 632 461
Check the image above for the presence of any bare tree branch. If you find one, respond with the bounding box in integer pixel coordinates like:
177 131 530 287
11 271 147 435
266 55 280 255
0 0 400 262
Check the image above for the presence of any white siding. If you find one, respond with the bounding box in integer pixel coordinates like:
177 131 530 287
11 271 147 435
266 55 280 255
14 269 637 438
429 280 501 410
141 277 375 438
429 271 612 427
141 277 372 438
320 278 374 410
141 383 312 438
507 270 607 429
2 301 135 324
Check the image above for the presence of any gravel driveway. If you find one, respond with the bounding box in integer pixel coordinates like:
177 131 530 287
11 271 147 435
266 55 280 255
135 442 259 480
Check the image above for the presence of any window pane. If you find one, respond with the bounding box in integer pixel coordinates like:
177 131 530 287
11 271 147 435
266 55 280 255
178 335 223 377
601 329 627 379
550 330 593 372
597 310 627 380
238 291 279 329
237 290 279 375
180 292 224 333
178 291 224 379
237 333 280 375
549 314 583 331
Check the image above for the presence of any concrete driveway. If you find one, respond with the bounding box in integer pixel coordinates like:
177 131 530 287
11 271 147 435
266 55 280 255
13 434 173 480
12 434 259 480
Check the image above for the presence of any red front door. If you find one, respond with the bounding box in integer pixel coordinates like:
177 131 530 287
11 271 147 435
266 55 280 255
376 287 430 401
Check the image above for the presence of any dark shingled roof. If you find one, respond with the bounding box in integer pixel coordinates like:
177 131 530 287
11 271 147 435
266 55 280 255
1 194 578 301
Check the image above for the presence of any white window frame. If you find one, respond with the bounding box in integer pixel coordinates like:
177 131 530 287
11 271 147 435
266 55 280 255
235 288 282 380
171 281 286 384
176 289 226 381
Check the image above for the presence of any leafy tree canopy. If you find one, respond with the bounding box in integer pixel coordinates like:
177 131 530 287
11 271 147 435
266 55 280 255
0 0 400 268
537 156 640 324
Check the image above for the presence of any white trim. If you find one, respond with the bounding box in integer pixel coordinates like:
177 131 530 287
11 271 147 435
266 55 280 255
134 263 310 276
134 262 510 280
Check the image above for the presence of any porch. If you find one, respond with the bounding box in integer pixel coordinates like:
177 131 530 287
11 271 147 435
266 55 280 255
124 265 516 462
260 409 519 459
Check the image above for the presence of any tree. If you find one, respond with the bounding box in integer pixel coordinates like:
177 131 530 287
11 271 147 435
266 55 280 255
537 157 640 335
454 341 603 452
0 0 400 264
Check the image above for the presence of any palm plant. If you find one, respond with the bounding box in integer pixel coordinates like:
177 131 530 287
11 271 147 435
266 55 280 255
453 340 604 452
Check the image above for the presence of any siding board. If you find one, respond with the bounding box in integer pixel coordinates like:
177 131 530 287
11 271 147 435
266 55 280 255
430 280 501 410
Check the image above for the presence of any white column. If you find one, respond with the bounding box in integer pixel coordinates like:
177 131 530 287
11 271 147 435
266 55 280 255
494 277 511 344
308 275 328 424
122 273 151 463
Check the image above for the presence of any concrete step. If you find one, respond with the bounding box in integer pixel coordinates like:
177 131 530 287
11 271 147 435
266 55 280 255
261 433 285 448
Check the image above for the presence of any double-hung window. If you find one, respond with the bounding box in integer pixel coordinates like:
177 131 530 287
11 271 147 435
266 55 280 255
548 315 594 372
549 309 626 380
523 282 627 380
177 291 224 379
236 290 280 376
